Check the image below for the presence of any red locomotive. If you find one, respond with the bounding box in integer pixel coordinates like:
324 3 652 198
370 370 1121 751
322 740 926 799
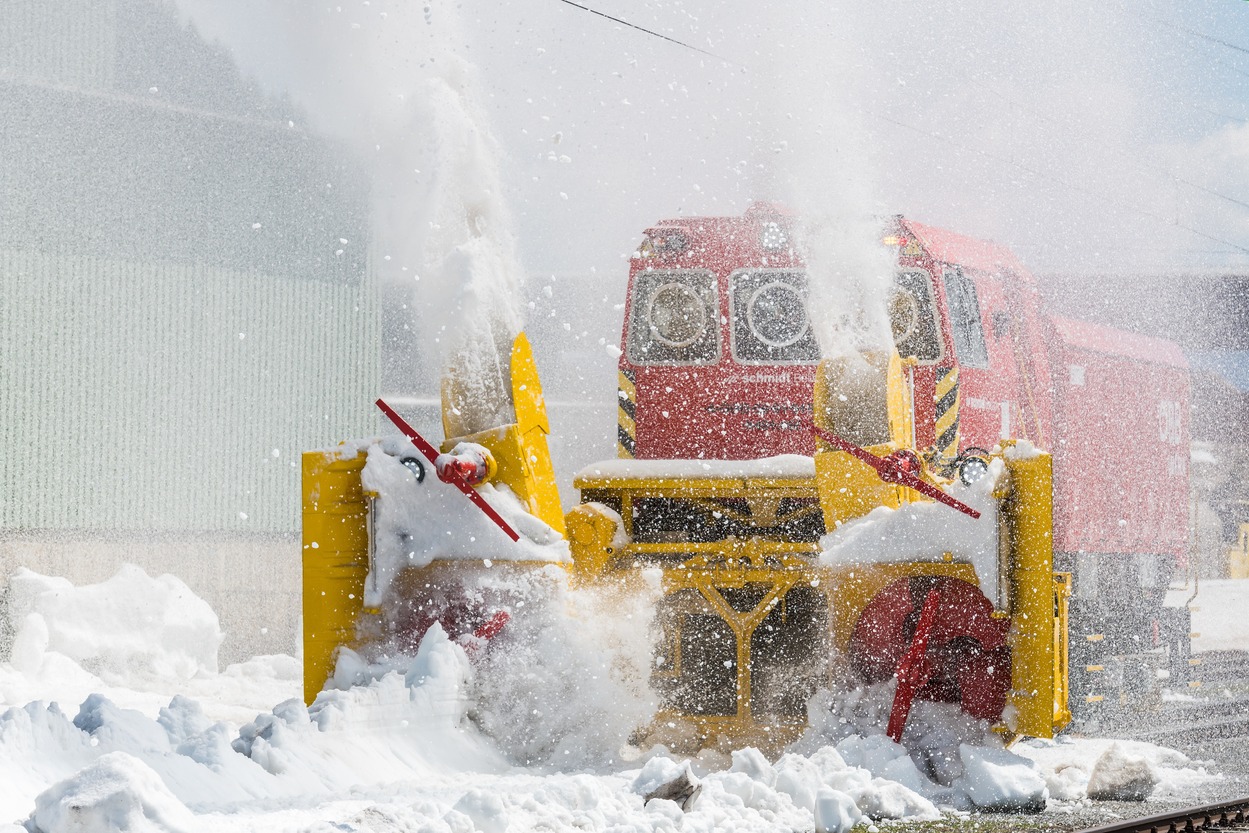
618 202 1193 713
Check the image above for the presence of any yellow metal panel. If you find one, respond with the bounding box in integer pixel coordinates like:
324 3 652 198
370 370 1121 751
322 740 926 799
511 332 550 436
1000 451 1067 737
814 448 901 529
1053 571 1072 731
886 352 916 448
565 502 621 582
302 449 370 705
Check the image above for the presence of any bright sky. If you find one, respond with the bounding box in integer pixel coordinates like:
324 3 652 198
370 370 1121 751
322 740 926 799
178 0 1249 279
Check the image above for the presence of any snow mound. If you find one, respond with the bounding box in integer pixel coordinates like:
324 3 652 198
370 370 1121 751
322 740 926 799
6 565 221 683
818 458 1008 591
25 752 198 833
1015 736 1218 802
1086 743 1157 801
353 436 570 607
952 743 1048 812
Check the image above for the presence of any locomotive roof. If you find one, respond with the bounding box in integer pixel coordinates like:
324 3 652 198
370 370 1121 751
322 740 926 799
901 218 1035 278
1051 315 1189 370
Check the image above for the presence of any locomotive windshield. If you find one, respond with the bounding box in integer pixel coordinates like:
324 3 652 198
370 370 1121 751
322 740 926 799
890 270 943 363
626 270 720 365
730 269 820 364
942 268 989 368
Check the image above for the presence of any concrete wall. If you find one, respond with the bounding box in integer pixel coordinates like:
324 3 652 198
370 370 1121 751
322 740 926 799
0 533 301 666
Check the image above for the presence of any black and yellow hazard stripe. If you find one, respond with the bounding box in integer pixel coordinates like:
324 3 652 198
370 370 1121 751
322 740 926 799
934 366 960 461
618 368 637 458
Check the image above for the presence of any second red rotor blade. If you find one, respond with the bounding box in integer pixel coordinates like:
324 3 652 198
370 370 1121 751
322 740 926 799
812 426 980 519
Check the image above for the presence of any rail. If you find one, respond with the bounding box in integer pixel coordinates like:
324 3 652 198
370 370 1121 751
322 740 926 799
1078 797 1249 833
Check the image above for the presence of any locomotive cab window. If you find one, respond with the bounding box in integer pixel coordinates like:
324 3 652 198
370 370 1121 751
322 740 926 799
730 269 820 364
942 268 989 368
890 270 942 363
626 270 720 365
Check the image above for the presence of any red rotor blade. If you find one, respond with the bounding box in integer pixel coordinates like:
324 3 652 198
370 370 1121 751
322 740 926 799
886 588 942 742
811 426 980 519
375 399 521 542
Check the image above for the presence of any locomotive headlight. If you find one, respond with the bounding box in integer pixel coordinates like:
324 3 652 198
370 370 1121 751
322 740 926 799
647 282 708 348
760 221 788 252
746 281 807 348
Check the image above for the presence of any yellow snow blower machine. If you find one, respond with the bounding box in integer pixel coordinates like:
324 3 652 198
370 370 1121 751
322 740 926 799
302 205 1072 756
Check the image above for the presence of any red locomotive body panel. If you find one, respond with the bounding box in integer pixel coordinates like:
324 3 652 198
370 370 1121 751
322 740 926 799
1049 317 1191 562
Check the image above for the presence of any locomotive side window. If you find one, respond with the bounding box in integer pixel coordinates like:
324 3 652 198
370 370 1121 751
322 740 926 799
627 270 720 365
890 270 942 363
942 268 989 368
729 269 820 364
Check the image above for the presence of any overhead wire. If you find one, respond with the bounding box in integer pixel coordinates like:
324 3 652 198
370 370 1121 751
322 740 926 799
551 0 736 65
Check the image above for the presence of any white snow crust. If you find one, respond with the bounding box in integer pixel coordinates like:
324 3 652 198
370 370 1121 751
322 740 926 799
0 564 1225 831
339 436 570 607
818 457 1007 591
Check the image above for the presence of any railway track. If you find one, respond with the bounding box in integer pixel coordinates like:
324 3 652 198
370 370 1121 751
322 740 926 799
1084 651 1249 747
1078 796 1249 833
1191 651 1249 687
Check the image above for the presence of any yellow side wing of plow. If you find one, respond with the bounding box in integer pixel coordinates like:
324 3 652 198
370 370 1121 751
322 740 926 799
440 332 565 536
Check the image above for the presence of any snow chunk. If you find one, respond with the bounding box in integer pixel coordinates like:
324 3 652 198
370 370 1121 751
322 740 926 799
814 788 862 833
953 743 1047 812
634 757 701 811
1086 743 1157 802
729 747 777 786
452 789 509 833
25 752 198 833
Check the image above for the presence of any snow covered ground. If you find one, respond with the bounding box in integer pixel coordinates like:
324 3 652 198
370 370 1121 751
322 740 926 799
0 565 1227 833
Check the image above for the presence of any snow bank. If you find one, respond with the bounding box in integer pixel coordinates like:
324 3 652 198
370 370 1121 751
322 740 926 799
6 565 221 683
0 557 1226 831
25 752 198 833
818 458 1007 591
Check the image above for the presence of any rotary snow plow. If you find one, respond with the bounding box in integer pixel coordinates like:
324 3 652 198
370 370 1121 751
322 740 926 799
303 334 1069 755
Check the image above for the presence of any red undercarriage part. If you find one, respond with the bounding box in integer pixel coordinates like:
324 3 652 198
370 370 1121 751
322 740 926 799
849 576 1011 736
388 592 512 659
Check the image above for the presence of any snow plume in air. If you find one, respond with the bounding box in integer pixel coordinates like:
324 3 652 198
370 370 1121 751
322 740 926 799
173 0 526 426
741 6 896 360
